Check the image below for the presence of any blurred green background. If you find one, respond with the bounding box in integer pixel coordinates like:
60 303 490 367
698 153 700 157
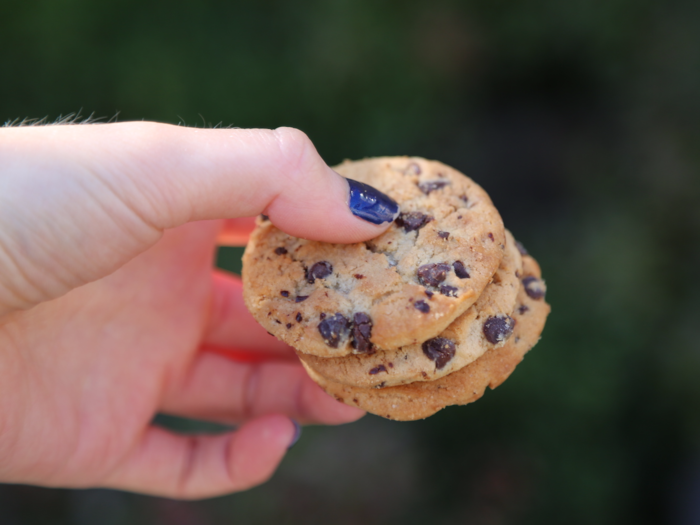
2 0 700 523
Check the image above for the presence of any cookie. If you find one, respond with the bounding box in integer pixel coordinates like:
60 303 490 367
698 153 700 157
302 254 549 421
298 230 523 388
242 157 506 357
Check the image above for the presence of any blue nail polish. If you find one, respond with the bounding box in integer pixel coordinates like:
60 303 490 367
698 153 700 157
288 420 302 450
347 178 400 225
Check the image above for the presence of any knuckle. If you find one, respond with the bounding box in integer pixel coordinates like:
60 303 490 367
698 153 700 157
271 127 317 185
273 126 312 157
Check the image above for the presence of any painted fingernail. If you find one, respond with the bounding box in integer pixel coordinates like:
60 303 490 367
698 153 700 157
288 420 302 450
347 178 400 225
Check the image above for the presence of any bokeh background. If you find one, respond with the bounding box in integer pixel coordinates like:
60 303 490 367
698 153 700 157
2 0 700 523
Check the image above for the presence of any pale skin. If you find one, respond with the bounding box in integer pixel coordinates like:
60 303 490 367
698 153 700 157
0 123 390 499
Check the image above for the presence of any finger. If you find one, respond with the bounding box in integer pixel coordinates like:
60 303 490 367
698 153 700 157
204 269 295 360
160 351 365 425
0 123 399 314
2 123 398 241
216 217 256 246
102 415 295 499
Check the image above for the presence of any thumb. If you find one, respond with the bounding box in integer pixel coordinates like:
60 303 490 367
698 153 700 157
0 123 398 313
80 122 400 241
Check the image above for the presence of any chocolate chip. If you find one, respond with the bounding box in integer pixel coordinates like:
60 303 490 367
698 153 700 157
395 212 433 232
457 215 463 219
286 323 292 329
405 162 421 175
422 337 456 369
351 312 374 354
320 313 326 320
417 263 451 287
388 362 393 368
517 304 529 315
483 315 515 344
274 247 287 255
280 290 289 297
369 364 387 375
295 295 309 303
453 261 470 279
414 300 430 313
260 214 269 221
275 319 281 324
438 231 450 240
460 194 468 203
418 180 450 194
515 241 528 255
439 285 458 297
425 290 434 298
296 312 303 322
318 313 350 348
522 276 546 300
421 371 428 378
488 232 495 241
354 274 365 279
307 261 333 283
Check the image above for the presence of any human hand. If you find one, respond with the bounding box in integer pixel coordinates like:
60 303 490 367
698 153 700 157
0 123 398 498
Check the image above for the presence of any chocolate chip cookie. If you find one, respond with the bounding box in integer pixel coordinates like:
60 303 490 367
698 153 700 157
242 157 506 357
302 253 550 421
297 230 524 388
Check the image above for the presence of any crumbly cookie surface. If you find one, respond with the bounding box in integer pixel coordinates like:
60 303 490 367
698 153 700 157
298 230 523 388
242 157 506 357
303 254 550 421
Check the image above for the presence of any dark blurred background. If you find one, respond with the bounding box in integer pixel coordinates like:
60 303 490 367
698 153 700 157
2 0 700 523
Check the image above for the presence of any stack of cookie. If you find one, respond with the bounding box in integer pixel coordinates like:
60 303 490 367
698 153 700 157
242 157 550 421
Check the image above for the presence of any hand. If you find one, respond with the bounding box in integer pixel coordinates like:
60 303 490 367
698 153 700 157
0 123 397 498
